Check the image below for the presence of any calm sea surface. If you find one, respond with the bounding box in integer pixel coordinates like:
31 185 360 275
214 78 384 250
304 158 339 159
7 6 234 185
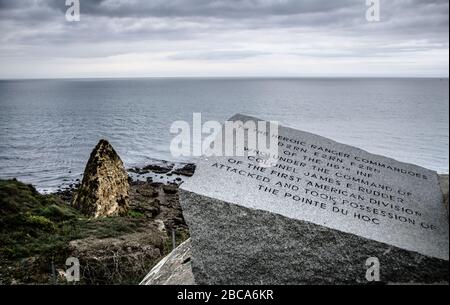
0 78 448 192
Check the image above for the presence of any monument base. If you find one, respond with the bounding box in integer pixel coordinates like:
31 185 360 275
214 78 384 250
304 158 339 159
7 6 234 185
181 190 449 285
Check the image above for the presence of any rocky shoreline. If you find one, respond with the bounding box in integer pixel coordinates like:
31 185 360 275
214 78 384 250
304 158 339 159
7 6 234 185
0 158 195 285
0 150 448 285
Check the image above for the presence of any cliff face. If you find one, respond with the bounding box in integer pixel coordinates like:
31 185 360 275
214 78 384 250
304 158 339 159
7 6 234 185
72 139 129 218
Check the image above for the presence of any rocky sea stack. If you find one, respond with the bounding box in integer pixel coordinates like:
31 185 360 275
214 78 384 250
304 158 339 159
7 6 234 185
73 139 129 218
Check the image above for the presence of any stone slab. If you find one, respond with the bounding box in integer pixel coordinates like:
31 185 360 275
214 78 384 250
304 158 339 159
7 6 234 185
180 114 449 284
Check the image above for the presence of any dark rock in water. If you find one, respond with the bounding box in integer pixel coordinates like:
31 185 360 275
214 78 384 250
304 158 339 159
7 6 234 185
142 164 174 174
128 167 139 173
72 139 129 218
173 163 196 177
55 187 76 202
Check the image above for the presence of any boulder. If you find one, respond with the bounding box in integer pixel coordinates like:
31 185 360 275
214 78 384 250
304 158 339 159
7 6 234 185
73 139 129 218
173 163 196 177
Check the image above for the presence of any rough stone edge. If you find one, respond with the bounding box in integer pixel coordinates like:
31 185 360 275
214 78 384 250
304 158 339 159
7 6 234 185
180 188 449 285
140 239 195 285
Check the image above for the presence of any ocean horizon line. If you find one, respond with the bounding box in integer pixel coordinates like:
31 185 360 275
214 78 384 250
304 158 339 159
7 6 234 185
1 76 449 82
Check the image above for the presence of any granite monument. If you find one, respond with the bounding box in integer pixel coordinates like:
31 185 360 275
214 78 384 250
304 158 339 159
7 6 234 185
180 114 449 284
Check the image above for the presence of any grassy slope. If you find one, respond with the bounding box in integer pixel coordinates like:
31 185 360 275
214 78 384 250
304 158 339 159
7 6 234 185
0 179 184 284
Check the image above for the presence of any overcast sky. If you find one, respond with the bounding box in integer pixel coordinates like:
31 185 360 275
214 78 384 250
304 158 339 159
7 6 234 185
0 0 448 79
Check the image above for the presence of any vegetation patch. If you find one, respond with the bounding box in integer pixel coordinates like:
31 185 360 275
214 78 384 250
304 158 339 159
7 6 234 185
0 179 182 284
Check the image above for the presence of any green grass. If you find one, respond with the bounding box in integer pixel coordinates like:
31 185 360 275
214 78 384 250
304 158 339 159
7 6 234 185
0 179 155 254
0 179 163 283
127 210 145 218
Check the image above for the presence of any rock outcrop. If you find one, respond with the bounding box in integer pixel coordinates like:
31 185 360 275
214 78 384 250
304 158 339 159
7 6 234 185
73 139 129 218
0 173 190 284
140 238 195 285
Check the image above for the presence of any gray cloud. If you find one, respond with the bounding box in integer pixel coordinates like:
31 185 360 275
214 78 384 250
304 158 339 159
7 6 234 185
169 50 269 60
1 1 448 43
48 0 359 19
0 0 448 78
